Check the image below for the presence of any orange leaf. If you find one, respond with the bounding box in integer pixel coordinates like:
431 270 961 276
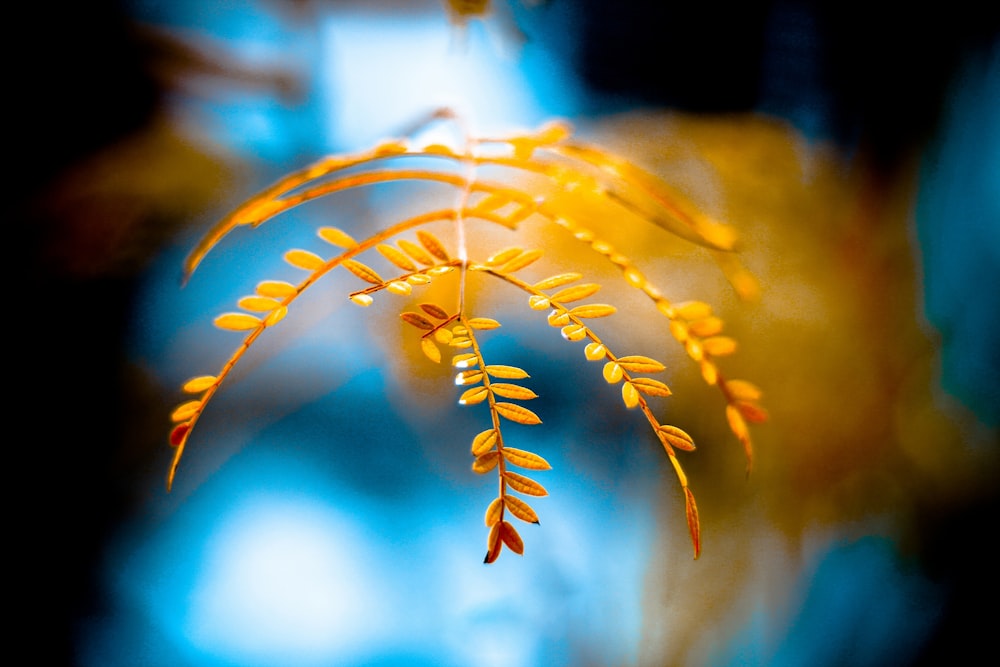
532 272 582 290
377 243 417 271
550 283 601 303
214 313 262 331
255 280 297 298
485 365 529 379
504 496 539 524
617 355 666 373
471 429 498 456
420 338 441 363
342 259 384 285
284 249 326 271
485 497 503 526
182 375 217 393
400 312 435 330
685 487 701 559
657 425 696 452
317 226 357 248
459 386 489 405
420 302 450 320
503 471 548 496
503 447 551 470
484 523 503 564
631 377 672 397
472 451 500 474
490 383 538 400
495 402 542 425
499 521 524 555
416 230 450 261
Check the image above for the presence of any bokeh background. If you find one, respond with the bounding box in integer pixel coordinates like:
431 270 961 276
18 1 999 666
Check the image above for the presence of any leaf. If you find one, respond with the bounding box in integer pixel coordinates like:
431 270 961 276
603 361 623 384
490 383 538 400
546 310 571 327
657 425 696 452
256 280 297 297
685 487 701 559
550 283 601 303
406 274 431 285
169 422 191 447
726 379 763 402
500 248 543 273
485 365 529 379
485 497 503 526
350 293 373 307
504 496 540 524
386 280 412 296
495 402 542 424
455 370 484 385
420 337 441 363
528 295 551 310
503 471 548 496
568 304 617 318
499 521 524 555
467 317 501 330
673 301 713 320
485 523 503 564
471 429 498 456
630 377 672 396
420 303 450 320
702 336 738 357
560 323 587 341
700 359 718 385
377 243 418 271
400 312 435 330
503 447 551 470
452 353 478 368
342 259 384 284
736 400 769 424
616 355 666 373
170 400 201 422
398 239 435 266
486 246 522 266
238 296 282 312
533 272 582 290
417 230 450 261
459 386 489 405
472 451 500 474
317 226 357 248
584 342 607 361
182 375 217 393
688 316 724 337
621 381 640 408
214 313 262 331
284 249 326 271
264 307 287 326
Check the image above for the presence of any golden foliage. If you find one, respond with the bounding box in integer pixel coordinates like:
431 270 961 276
165 116 767 562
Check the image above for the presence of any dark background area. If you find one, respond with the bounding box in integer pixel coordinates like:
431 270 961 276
15 2 997 665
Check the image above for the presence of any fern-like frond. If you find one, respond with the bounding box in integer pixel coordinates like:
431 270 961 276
167 115 767 562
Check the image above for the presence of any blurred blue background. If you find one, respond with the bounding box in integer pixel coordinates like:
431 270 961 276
16 1 998 666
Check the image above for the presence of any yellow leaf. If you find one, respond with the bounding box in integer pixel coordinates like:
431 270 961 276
499 521 524 555
400 312 435 330
472 451 500 474
417 230 450 261
726 379 763 402
284 249 326 271
546 310 571 327
170 400 201 422
214 312 262 331
182 375 217 393
504 496 539 523
550 283 601 303
238 295 282 312
398 239 435 266
485 497 503 526
485 523 503 564
490 383 537 400
673 301 713 320
631 377 672 397
350 293 374 307
420 337 441 363
621 381 640 408
486 246 522 266
584 342 606 361
688 316 724 337
503 471 547 496
264 306 287 326
568 304 617 318
702 336 738 357
657 425 696 452
455 370 484 386
471 429 498 456
485 365 529 379
342 259 384 284
317 226 357 248
386 280 412 296
528 295 550 310
533 272 582 290
500 248 543 273
459 386 489 405
686 338 704 361
616 355 666 373
406 274 431 285
256 280 297 298
503 447 551 470
603 361 623 384
467 317 501 330
377 243 418 271
560 324 588 341
495 402 542 424
452 353 478 368
700 359 718 385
